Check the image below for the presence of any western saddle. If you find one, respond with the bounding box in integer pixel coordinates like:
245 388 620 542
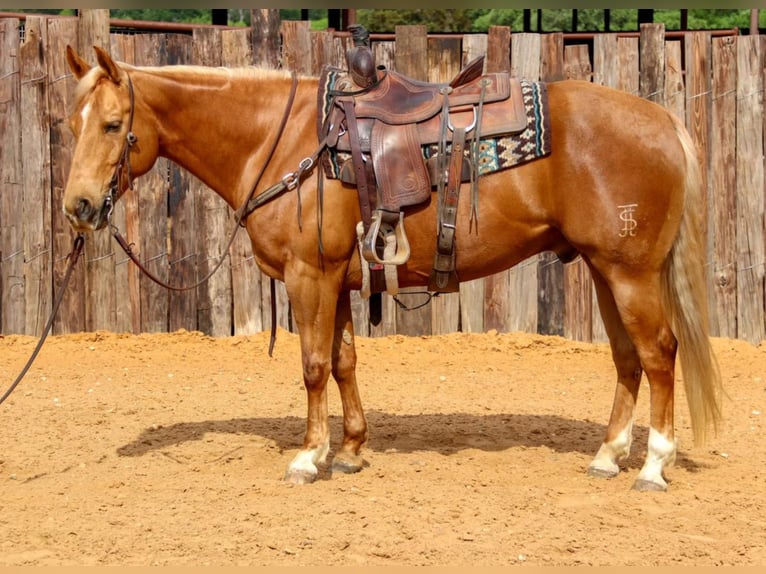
320 25 528 294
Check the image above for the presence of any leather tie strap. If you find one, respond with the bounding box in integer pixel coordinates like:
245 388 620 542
341 98 374 228
429 125 466 292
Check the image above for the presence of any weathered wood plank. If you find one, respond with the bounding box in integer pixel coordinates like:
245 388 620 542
592 33 618 88
394 24 428 79
20 17 52 336
310 29 334 74
639 23 665 106
664 40 685 121
222 28 264 336
458 33 488 334
134 34 169 333
617 37 639 96
541 32 564 82
685 32 717 340
250 9 280 70
590 35 624 345
735 35 765 343
280 20 312 76
428 36 462 335
506 33 541 334
78 9 116 333
393 25 431 337
192 27 233 337
253 22 291 336
366 39 398 338
482 26 511 333
685 32 712 235
537 33 565 338
461 34 487 70
710 36 737 339
563 43 591 82
563 43 596 343
162 34 197 334
110 33 141 334
486 26 510 74
46 16 85 335
0 17 24 334
427 35 461 83
372 39 393 71
269 25 307 335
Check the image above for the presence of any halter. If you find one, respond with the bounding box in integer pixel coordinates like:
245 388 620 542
104 74 138 218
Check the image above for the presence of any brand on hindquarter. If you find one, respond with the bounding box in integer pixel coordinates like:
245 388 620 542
618 203 638 237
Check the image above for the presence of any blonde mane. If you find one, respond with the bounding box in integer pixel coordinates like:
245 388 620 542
73 61 295 106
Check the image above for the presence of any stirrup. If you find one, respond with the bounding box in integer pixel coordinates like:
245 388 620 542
361 210 410 266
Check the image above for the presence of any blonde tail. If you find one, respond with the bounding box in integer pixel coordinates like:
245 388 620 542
662 113 723 445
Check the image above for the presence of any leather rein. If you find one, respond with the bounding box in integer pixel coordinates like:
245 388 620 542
0 234 85 405
108 71 312 356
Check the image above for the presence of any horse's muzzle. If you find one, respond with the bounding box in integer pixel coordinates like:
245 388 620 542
64 196 110 232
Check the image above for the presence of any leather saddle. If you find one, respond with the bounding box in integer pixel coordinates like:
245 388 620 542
320 30 529 292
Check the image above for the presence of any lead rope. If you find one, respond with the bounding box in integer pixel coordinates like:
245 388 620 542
0 234 86 405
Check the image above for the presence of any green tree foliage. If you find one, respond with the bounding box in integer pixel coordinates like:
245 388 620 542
654 9 751 30
357 9 477 33
111 10 216 24
356 8 755 33
4 9 760 33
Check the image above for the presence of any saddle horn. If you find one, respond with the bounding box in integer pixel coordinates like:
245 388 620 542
346 24 378 89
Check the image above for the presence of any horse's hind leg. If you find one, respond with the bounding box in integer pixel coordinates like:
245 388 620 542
330 290 368 474
595 267 679 491
587 268 643 479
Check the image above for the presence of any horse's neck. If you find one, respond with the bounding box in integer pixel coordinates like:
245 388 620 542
139 67 314 208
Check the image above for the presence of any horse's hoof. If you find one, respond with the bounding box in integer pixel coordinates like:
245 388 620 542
283 469 317 485
587 465 619 479
331 457 363 475
632 478 667 492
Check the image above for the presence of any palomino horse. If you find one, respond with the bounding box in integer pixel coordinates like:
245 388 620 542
63 46 722 491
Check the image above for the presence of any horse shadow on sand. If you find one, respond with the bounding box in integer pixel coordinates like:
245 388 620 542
116 410 708 475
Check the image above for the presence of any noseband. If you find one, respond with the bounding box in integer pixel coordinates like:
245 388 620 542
104 74 137 218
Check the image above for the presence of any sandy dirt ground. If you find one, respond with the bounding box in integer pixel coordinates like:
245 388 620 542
0 328 764 566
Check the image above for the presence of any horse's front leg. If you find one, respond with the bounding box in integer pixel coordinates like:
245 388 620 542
282 271 341 484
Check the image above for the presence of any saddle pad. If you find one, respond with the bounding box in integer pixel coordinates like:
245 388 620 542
317 67 552 180
422 80 551 176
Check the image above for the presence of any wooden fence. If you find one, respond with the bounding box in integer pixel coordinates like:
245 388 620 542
1 11 764 343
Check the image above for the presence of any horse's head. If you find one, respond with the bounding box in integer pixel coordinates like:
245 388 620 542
63 46 158 232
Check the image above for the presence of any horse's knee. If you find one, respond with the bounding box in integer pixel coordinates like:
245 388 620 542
302 354 331 388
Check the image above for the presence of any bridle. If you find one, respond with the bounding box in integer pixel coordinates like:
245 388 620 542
103 73 138 218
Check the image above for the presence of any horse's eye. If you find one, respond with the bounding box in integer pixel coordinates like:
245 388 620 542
104 121 122 134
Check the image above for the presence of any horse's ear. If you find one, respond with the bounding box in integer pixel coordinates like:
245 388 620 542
93 45 122 84
66 45 91 80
